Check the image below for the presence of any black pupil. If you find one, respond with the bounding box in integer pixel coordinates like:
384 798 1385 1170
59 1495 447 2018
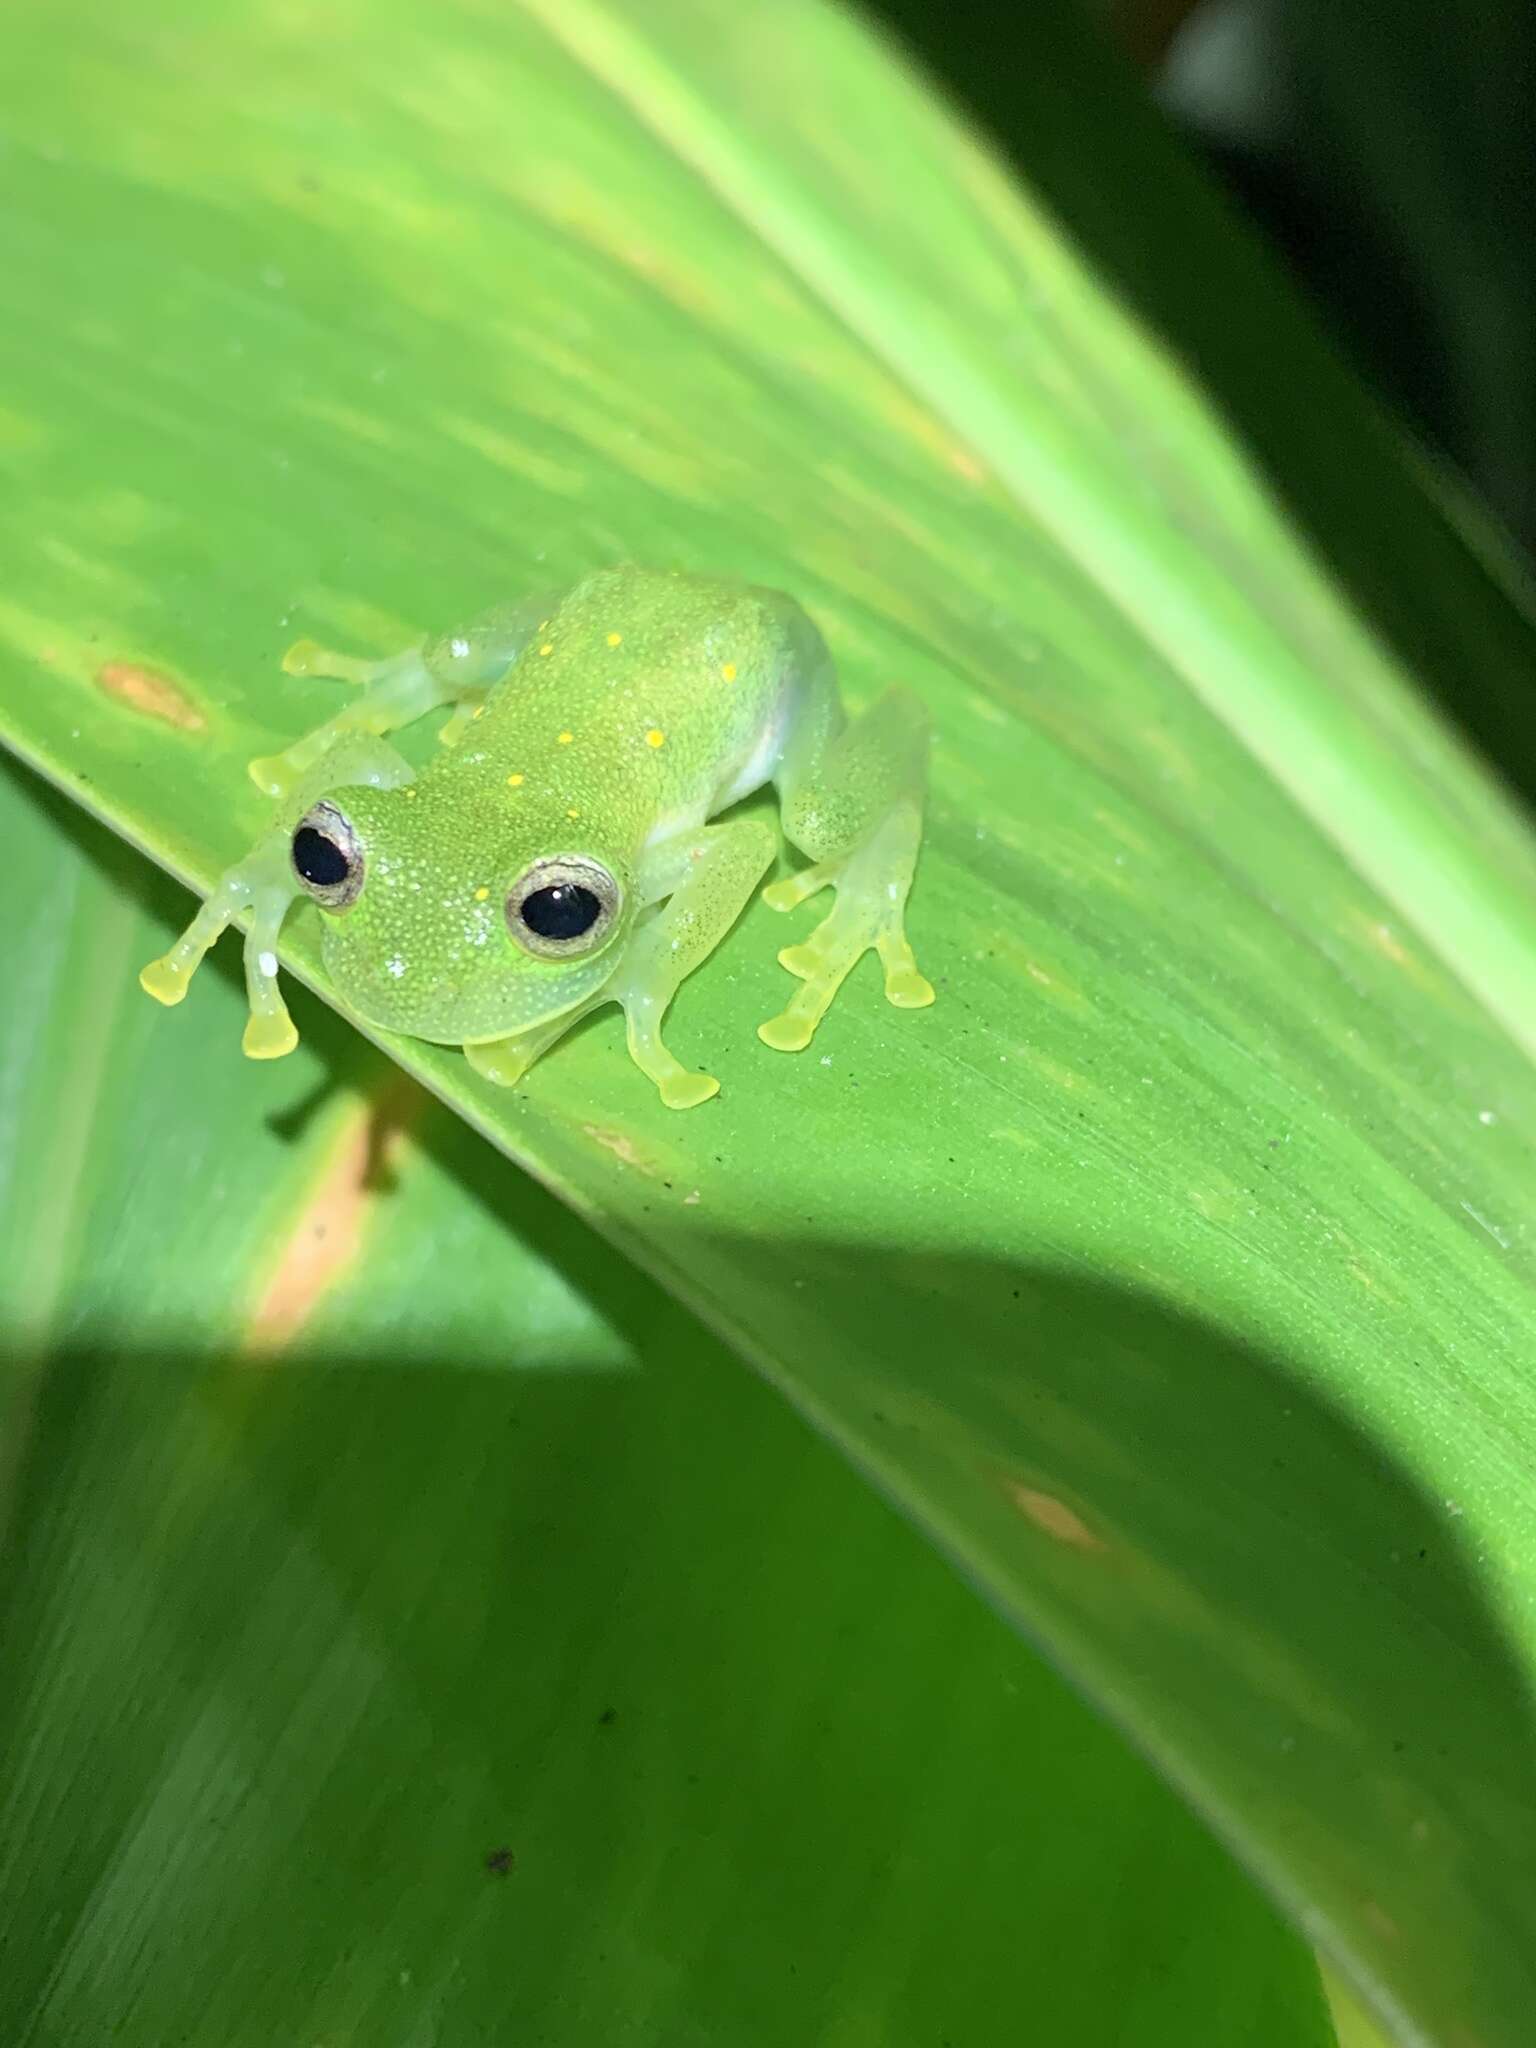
293 825 350 888
521 883 601 941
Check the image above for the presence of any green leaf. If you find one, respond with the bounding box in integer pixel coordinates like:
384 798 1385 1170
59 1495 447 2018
0 758 1333 2043
2 5 1534 2044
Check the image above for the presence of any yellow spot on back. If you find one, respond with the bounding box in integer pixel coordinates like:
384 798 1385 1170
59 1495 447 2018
645 728 665 748
557 730 574 744
472 703 486 719
606 631 622 647
506 772 524 787
721 662 737 682
473 886 490 902
403 787 417 800
566 807 581 820
539 642 554 657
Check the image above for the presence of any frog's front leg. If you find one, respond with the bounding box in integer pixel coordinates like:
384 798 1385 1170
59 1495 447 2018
465 816 777 1109
761 672 935 1052
250 593 558 799
463 998 610 1093
140 734 415 1058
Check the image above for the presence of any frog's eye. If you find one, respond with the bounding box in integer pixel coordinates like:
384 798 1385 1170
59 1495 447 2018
291 801 363 911
506 854 621 959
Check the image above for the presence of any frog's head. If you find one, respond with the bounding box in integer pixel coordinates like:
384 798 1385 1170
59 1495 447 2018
288 783 634 1043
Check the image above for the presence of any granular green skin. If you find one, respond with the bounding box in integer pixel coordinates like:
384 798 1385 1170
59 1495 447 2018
141 565 935 1108
329 569 794 1039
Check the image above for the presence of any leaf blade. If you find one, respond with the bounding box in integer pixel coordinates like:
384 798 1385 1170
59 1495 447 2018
2 4 1535 2042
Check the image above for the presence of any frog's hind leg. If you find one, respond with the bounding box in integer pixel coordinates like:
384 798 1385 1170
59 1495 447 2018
251 592 560 800
760 682 935 1053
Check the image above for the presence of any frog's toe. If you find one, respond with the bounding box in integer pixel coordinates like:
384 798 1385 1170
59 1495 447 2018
776 942 822 980
625 1029 721 1109
140 878 256 1012
464 1036 536 1088
248 750 297 801
140 954 191 1007
658 1068 720 1110
281 638 326 678
886 966 936 1009
762 858 835 915
760 880 932 1051
281 639 376 685
618 1009 722 1109
757 1009 816 1053
877 933 935 1009
242 1010 299 1060
758 923 857 1050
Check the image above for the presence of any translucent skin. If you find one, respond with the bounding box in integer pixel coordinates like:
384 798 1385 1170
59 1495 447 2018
141 566 934 1108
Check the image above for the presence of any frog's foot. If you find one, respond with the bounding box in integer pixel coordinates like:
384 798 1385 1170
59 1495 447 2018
759 814 934 1053
140 850 300 1060
622 1001 720 1109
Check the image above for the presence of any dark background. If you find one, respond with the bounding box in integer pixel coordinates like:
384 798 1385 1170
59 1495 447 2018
871 0 1536 550
864 0 1536 800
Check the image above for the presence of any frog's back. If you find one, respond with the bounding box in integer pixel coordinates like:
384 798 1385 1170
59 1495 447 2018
461 567 796 837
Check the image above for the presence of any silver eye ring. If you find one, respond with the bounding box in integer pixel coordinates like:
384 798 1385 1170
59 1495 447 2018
506 854 621 959
291 800 363 911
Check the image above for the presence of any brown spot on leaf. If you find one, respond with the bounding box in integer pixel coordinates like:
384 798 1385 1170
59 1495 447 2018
1009 1485 1106 1552
245 1084 415 1354
580 1123 659 1175
96 659 207 732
